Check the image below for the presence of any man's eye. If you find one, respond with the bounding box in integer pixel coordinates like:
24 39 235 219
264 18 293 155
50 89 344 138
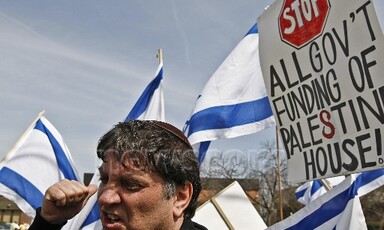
123 180 141 190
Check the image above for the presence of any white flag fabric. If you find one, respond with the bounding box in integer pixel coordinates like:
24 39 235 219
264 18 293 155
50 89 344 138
0 115 80 218
124 60 165 122
295 176 345 205
267 169 384 230
184 23 275 163
294 176 367 229
77 60 166 229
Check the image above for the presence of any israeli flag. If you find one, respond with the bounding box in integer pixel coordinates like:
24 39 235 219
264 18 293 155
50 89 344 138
295 176 345 205
268 169 384 230
75 59 166 229
184 23 275 163
125 60 165 122
0 114 80 218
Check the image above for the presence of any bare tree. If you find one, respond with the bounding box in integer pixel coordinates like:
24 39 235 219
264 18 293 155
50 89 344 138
199 140 301 226
360 185 384 226
199 150 260 211
199 139 383 227
246 140 289 226
201 151 248 179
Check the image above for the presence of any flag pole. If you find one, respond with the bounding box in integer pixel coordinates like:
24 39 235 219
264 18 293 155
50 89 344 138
320 179 332 191
276 126 284 221
1 110 45 162
157 48 163 64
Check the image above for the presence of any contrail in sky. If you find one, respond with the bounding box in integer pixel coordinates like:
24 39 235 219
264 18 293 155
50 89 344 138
170 0 191 66
0 10 58 45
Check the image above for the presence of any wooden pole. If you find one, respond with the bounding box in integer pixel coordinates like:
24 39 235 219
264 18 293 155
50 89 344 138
1 111 45 162
156 48 163 64
211 198 235 230
320 178 332 191
276 126 284 221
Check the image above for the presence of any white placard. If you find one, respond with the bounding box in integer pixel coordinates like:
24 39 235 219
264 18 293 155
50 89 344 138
259 0 384 183
193 181 267 230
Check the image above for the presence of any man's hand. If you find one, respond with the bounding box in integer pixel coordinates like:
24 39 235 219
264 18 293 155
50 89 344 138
40 179 98 224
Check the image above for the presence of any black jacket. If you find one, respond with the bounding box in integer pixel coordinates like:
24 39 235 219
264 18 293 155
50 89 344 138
181 218 208 230
30 207 208 230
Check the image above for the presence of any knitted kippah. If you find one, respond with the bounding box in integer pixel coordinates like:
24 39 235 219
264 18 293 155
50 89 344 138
148 120 192 148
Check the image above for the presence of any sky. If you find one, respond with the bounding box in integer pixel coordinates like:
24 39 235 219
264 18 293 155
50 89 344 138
1 0 383 180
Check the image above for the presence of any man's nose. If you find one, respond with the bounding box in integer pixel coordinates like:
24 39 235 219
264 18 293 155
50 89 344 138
98 185 121 205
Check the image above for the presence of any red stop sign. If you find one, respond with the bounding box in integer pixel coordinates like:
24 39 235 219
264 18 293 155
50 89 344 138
279 0 331 48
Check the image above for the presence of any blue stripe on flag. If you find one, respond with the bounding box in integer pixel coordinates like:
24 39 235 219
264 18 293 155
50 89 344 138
245 23 258 36
197 141 211 165
187 96 272 136
287 182 356 229
125 67 163 121
356 168 384 187
310 180 323 196
286 169 384 229
81 201 100 228
295 187 306 200
34 120 77 180
0 167 43 209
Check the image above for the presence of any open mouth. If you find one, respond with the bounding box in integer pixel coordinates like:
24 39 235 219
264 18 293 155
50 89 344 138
101 212 124 229
107 214 121 222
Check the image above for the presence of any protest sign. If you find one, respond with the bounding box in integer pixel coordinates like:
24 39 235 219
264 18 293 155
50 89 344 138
258 0 384 183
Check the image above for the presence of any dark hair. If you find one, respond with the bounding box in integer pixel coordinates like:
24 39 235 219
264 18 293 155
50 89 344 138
96 120 201 219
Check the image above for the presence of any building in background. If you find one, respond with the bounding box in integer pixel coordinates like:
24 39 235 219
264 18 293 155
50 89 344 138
0 196 31 226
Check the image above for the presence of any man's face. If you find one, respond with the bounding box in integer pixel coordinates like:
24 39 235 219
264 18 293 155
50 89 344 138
97 152 176 230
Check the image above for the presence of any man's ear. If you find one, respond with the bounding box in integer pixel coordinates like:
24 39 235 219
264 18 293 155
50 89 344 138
173 182 193 219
